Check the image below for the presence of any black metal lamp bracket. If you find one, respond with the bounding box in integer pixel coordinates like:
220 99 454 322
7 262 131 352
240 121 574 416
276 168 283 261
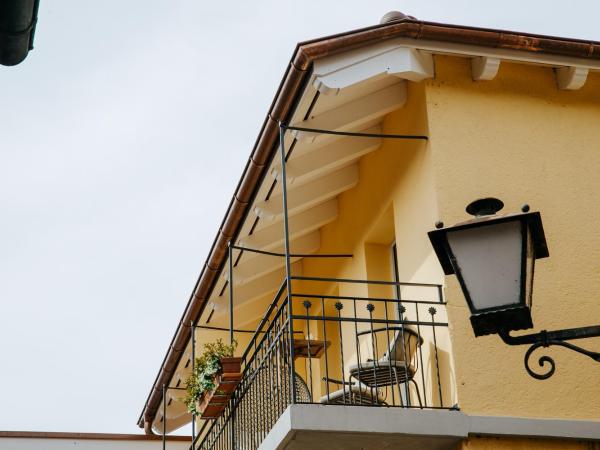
499 325 600 379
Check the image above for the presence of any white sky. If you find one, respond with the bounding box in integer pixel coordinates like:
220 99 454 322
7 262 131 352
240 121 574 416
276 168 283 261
1 0 598 435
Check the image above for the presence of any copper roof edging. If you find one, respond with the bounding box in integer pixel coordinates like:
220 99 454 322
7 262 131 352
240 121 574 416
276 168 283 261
138 17 600 430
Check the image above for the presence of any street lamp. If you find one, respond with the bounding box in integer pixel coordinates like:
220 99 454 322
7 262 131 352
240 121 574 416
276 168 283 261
429 198 600 379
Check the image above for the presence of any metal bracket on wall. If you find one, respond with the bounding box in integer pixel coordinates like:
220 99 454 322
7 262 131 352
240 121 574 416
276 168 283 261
499 325 600 380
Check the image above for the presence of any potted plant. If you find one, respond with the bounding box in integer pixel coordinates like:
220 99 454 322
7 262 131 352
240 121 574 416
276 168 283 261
184 339 241 419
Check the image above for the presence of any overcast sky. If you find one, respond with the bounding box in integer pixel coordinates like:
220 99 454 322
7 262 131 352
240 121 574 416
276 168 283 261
1 0 599 435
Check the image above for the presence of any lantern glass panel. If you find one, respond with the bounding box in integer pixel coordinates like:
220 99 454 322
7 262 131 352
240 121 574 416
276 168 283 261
525 228 535 309
447 220 523 312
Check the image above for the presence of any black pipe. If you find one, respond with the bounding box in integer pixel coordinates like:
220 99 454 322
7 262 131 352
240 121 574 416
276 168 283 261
0 0 40 66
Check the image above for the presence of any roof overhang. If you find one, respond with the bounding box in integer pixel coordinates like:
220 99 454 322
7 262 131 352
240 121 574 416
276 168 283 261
138 16 600 430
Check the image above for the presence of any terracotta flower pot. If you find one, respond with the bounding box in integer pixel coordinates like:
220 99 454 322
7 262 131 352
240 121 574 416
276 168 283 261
195 357 242 419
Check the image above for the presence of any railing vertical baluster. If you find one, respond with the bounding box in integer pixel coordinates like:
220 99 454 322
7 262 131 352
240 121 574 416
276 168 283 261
383 299 395 406
399 304 410 407
334 301 346 404
429 307 444 407
275 314 282 420
303 300 313 401
415 304 427 408
320 297 330 402
367 303 379 403
352 298 361 405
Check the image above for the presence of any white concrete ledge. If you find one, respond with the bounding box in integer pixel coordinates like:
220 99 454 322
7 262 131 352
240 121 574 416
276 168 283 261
469 414 600 441
260 405 467 450
260 404 600 450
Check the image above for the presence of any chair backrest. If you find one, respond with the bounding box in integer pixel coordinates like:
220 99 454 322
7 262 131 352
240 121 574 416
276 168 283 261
383 327 422 363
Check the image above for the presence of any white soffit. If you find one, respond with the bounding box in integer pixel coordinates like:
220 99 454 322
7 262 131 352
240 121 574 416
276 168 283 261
272 134 381 185
212 262 303 311
240 200 338 251
312 37 599 92
313 46 434 95
254 165 359 220
291 83 406 143
226 231 320 284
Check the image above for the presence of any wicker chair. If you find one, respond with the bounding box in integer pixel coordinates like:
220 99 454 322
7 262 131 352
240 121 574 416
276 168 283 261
348 327 423 407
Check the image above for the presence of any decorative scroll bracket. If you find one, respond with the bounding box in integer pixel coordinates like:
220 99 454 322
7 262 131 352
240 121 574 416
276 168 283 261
499 325 600 380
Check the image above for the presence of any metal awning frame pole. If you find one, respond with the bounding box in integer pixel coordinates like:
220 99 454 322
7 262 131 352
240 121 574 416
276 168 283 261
162 384 166 450
228 242 235 449
191 320 196 449
228 243 234 346
279 122 296 403
159 385 187 450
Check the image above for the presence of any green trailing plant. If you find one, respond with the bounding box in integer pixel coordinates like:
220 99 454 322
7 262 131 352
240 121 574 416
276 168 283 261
183 339 237 415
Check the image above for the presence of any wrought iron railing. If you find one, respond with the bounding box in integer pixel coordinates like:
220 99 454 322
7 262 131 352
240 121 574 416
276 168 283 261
193 276 453 450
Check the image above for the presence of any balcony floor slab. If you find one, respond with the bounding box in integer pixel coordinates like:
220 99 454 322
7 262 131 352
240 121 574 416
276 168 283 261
259 404 468 450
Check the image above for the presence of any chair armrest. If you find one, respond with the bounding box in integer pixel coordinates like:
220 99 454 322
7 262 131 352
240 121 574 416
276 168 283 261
322 377 353 386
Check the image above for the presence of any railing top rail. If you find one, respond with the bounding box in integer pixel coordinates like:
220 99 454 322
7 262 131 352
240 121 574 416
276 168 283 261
291 314 448 328
291 292 446 305
291 275 443 289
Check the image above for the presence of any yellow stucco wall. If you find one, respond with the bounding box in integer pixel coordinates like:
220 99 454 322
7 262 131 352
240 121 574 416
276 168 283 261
426 55 600 419
295 81 457 407
461 436 599 450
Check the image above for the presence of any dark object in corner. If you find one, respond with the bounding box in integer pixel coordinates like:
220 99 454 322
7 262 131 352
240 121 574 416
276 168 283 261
0 0 40 66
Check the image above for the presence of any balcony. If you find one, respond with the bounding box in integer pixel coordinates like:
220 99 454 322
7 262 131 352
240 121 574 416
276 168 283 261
193 276 456 450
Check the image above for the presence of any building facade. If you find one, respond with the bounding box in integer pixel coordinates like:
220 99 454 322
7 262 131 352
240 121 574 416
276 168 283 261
139 13 600 450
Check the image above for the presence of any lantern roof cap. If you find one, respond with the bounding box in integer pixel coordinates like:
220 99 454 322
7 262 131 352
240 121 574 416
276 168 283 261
428 200 550 275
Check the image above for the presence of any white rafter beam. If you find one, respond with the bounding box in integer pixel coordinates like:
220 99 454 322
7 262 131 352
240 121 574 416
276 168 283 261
556 66 588 90
240 199 338 251
213 262 303 310
291 83 406 143
313 47 433 94
166 394 187 422
271 134 381 185
229 231 320 284
289 125 382 160
471 56 500 81
254 165 358 220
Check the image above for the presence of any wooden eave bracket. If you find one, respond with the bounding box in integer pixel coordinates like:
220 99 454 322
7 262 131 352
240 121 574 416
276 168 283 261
471 56 500 81
313 47 434 95
555 66 589 90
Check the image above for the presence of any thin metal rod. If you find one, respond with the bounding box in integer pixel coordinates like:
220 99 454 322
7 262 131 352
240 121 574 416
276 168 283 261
194 324 272 334
430 309 444 407
228 243 234 346
292 314 448 327
284 125 429 140
230 244 352 259
292 275 442 289
162 384 166 450
279 122 296 403
191 320 195 450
